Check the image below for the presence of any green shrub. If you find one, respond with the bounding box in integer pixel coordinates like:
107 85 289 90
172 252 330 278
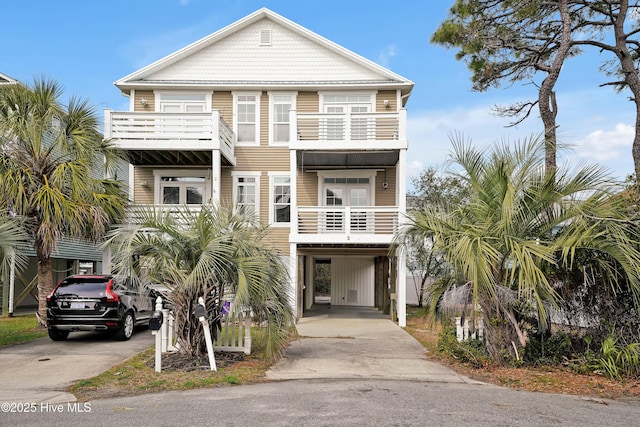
437 323 488 368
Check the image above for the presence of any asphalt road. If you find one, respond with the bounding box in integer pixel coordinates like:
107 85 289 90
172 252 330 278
0 327 153 403
2 379 640 427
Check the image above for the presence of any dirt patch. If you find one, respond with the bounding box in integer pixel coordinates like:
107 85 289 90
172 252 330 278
147 351 246 371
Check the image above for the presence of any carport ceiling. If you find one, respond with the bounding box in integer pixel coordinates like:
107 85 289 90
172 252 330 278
297 151 399 168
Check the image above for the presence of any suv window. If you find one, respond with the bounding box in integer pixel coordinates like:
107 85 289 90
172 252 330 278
53 279 109 298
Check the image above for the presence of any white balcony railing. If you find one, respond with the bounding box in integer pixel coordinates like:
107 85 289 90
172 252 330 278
296 206 398 237
293 111 405 143
104 110 235 160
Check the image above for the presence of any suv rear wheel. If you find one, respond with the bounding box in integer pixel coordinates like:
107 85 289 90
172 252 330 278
48 328 70 341
115 311 135 341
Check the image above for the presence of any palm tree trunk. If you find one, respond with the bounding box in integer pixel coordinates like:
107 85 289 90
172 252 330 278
35 244 53 327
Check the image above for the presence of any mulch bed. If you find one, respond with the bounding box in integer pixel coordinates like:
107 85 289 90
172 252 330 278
147 350 246 371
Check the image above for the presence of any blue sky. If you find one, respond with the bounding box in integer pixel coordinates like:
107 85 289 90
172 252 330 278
1 0 636 182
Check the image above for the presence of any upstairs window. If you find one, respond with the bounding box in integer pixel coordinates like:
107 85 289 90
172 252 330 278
233 92 261 146
269 93 295 145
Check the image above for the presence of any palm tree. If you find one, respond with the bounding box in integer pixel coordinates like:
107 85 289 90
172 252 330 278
105 203 296 361
397 135 640 361
0 78 128 324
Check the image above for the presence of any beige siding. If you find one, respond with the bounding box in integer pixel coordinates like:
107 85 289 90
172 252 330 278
133 90 155 112
267 228 290 254
133 167 154 203
376 90 397 112
297 92 319 113
376 167 397 206
212 91 233 125
220 168 233 204
260 92 269 147
297 171 319 205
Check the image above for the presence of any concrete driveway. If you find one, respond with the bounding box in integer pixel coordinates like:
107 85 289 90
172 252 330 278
0 328 153 404
267 305 475 383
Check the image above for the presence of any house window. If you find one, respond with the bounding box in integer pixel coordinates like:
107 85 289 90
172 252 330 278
269 174 291 225
233 93 261 145
160 176 205 204
233 173 261 217
269 93 296 145
153 169 210 205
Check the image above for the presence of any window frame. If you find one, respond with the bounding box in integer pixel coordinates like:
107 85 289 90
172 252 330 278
232 171 261 219
268 92 297 146
233 92 261 146
153 91 212 113
268 172 291 226
152 169 211 205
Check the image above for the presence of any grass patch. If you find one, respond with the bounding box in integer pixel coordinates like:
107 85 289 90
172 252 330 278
69 328 279 401
0 315 47 346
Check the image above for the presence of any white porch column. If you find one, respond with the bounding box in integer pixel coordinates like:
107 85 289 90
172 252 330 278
289 148 298 241
289 243 298 318
396 148 408 327
289 146 299 318
8 253 15 315
211 150 221 203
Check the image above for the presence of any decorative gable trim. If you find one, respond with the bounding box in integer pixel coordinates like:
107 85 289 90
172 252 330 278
115 8 413 92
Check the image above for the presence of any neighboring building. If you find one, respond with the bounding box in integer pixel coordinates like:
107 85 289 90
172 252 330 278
0 72 19 86
104 8 414 326
0 72 109 315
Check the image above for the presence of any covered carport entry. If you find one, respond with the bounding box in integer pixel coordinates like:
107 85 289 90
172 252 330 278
296 246 398 321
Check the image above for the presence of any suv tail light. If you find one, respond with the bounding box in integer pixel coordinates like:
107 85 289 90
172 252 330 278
106 281 120 302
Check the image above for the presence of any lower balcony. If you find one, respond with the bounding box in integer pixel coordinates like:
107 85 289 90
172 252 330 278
293 206 399 244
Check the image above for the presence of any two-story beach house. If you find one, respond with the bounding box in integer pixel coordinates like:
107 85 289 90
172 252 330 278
104 8 414 326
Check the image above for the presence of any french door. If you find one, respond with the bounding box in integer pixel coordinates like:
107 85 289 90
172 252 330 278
323 182 371 232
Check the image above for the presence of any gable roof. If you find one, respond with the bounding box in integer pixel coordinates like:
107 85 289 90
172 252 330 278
115 8 413 96
0 72 19 85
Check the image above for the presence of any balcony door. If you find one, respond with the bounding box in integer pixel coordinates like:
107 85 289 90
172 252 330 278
157 93 208 132
322 94 372 141
322 180 371 232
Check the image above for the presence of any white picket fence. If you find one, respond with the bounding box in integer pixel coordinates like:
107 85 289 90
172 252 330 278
159 307 252 355
455 316 484 342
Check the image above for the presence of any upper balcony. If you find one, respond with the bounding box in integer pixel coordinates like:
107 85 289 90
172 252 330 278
290 109 407 151
103 109 406 167
104 110 236 166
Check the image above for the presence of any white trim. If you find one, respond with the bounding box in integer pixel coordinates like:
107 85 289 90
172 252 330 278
153 90 212 112
231 171 262 219
268 91 297 146
232 91 261 146
152 169 211 204
129 89 135 111
114 8 414 90
268 172 291 227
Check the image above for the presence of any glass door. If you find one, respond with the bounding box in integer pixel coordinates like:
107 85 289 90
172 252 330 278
322 180 371 233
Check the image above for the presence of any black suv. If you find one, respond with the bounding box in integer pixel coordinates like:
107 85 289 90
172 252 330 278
46 275 156 341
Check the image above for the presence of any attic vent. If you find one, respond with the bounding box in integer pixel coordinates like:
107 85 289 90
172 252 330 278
259 29 272 46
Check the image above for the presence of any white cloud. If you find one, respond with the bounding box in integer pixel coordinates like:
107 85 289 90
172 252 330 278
406 100 636 182
572 123 633 161
377 45 397 67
